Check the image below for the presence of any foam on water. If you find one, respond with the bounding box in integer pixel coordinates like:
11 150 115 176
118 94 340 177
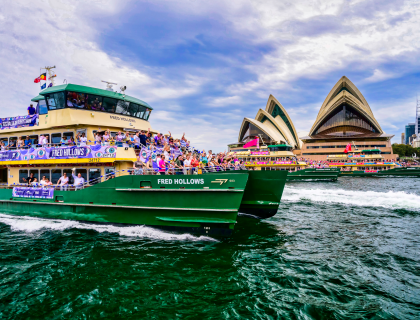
283 186 420 211
0 213 217 241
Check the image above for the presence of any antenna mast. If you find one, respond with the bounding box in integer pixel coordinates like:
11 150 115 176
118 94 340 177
44 66 56 86
101 80 117 91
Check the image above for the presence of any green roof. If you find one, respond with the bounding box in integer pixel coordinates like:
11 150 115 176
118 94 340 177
268 144 292 148
34 83 152 109
362 149 381 152
31 95 45 102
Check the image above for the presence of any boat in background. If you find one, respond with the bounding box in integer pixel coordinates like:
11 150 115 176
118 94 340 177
327 149 420 177
231 145 340 181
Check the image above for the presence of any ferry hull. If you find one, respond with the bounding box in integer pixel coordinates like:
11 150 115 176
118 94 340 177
206 170 288 219
338 167 420 177
287 168 340 181
0 174 249 237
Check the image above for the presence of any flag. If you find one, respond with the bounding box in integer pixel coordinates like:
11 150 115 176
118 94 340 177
40 73 47 81
344 143 352 153
243 137 259 149
34 77 41 83
41 83 46 89
48 82 53 87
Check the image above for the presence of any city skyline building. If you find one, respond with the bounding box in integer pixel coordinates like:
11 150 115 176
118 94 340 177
405 123 415 144
401 132 405 144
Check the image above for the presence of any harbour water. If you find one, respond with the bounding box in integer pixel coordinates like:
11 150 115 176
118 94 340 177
1 177 419 319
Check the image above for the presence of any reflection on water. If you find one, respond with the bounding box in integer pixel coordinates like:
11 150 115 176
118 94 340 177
0 177 419 319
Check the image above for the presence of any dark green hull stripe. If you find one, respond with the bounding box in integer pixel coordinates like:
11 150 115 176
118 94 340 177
115 188 244 192
156 217 237 224
0 200 237 212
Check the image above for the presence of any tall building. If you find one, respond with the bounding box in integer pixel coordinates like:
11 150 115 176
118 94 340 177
401 132 405 144
299 76 395 160
405 123 415 144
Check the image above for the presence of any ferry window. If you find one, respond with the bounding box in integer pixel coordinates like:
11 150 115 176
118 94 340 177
63 169 73 184
29 169 39 181
75 169 87 184
9 137 17 149
42 134 50 145
51 133 62 144
136 104 146 119
40 169 50 182
38 99 48 115
105 167 115 178
19 170 28 184
103 97 118 113
86 95 103 111
116 100 129 115
146 109 151 120
51 169 61 184
63 132 74 140
0 138 8 146
89 168 101 185
66 92 86 108
45 92 65 110
29 135 38 145
128 103 139 117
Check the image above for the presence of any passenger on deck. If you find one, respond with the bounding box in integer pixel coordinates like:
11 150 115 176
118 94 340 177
115 131 125 147
17 137 24 149
57 172 69 191
39 176 47 187
44 178 53 186
9 139 16 149
27 104 36 115
72 169 85 190
77 132 88 147
68 137 76 146
132 155 144 175
24 136 32 149
60 136 68 146
22 172 35 186
103 130 111 146
30 178 38 187
145 158 153 175
158 155 167 175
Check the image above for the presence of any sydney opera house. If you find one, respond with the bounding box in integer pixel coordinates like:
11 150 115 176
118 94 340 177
229 76 396 160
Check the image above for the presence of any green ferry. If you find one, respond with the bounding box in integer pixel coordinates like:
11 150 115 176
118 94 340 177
327 149 420 177
0 81 256 236
232 145 340 181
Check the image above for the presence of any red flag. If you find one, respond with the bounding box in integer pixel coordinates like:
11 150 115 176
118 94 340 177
34 77 41 83
243 137 259 148
344 143 352 153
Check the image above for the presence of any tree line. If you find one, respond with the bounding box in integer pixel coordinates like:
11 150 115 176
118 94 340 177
392 144 420 158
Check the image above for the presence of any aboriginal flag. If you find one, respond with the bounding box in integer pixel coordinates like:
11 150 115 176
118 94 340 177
40 73 47 80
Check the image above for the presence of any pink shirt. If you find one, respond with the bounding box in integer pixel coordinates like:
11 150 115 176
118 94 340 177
158 159 166 172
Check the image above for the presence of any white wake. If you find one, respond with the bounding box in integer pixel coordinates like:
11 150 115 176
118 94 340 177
282 187 420 211
0 213 217 241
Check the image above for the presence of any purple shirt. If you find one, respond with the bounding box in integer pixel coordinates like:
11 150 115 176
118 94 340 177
28 106 36 115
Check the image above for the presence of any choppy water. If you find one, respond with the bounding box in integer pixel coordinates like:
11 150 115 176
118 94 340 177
1 178 419 319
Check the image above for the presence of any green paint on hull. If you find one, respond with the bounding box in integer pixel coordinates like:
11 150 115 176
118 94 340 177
287 168 340 181
205 170 288 219
0 173 249 236
338 167 420 177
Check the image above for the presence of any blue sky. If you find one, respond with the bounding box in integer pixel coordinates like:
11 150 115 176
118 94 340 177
0 0 419 150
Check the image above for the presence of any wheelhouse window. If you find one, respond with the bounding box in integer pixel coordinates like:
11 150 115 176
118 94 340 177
86 95 103 111
46 90 151 120
38 99 48 114
66 92 86 108
45 92 65 110
116 100 129 115
103 97 118 113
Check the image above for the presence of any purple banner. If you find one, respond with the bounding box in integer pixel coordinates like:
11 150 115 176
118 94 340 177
0 145 117 162
0 114 38 130
13 187 54 199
